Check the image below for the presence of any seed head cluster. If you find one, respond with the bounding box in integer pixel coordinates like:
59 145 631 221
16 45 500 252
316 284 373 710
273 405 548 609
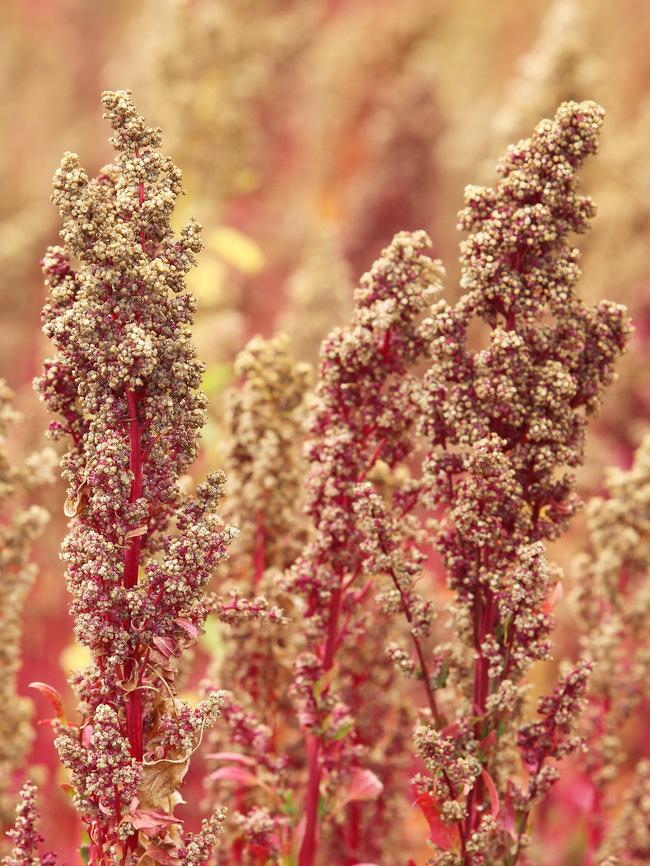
411 101 631 865
34 91 235 863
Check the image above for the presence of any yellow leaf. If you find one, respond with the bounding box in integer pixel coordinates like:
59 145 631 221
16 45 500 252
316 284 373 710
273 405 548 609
186 256 226 305
60 642 92 673
208 226 264 274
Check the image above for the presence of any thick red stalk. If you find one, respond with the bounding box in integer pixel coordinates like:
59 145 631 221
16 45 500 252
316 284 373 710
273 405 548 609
123 389 145 766
122 153 147 769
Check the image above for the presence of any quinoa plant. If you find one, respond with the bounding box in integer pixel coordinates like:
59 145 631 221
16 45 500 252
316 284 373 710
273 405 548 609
574 433 650 865
287 231 444 866
401 102 631 865
32 91 237 865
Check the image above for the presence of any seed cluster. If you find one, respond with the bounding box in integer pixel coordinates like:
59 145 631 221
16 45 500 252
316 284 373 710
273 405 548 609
34 91 235 863
411 101 631 865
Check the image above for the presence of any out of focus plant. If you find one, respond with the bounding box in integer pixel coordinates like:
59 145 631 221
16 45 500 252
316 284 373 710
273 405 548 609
0 382 54 833
574 433 650 865
279 228 353 367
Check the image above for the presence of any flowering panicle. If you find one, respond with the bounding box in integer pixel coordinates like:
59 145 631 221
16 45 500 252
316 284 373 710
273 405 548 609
573 433 650 862
34 91 235 864
0 382 54 829
410 102 630 865
286 231 444 866
2 782 54 866
203 335 310 862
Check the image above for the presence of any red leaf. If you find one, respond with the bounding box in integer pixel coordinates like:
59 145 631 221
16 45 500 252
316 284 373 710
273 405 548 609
440 722 460 739
209 766 260 787
131 807 180 833
543 581 564 614
205 751 256 766
174 617 199 641
413 792 459 852
152 636 175 658
29 681 65 722
481 768 500 818
342 769 384 805
502 788 518 834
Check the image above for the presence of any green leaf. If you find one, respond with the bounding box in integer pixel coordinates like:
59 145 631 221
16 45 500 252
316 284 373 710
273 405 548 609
281 791 298 816
200 617 224 655
434 658 449 689
202 362 233 396
331 720 354 742
318 794 328 819
313 664 338 701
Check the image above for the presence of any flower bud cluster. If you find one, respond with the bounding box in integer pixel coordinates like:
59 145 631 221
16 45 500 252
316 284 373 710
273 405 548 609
598 760 650 865
574 434 650 777
571 433 650 860
202 336 309 861
224 334 311 578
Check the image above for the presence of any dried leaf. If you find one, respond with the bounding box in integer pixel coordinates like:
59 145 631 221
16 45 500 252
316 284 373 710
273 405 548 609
124 524 148 540
139 759 189 810
64 482 87 517
140 843 179 866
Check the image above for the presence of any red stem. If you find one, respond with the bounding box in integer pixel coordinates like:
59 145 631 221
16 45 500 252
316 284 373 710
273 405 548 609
123 389 143 591
253 510 266 587
465 586 496 842
299 582 344 866
122 145 147 771
299 330 393 866
300 735 322 866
